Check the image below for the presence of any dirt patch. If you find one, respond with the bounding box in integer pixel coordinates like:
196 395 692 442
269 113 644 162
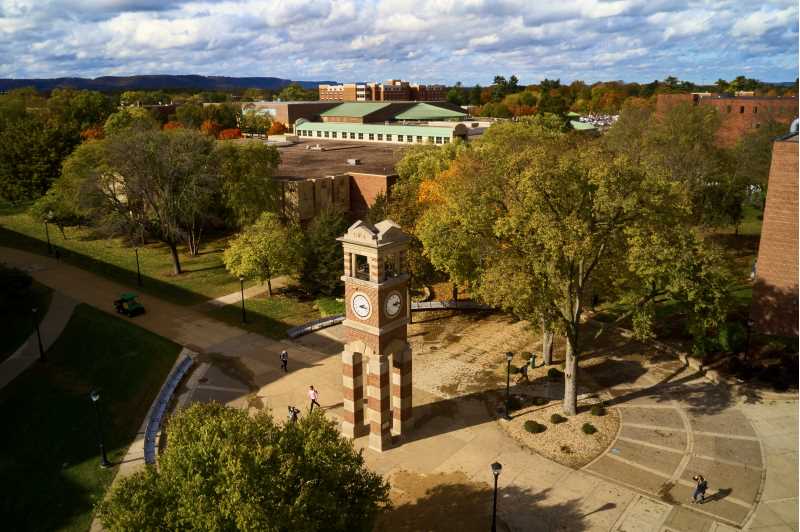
502 397 620 469
375 470 509 532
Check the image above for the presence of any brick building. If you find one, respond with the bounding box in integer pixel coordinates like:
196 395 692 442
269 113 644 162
240 101 339 126
750 129 798 337
319 80 447 102
656 93 798 146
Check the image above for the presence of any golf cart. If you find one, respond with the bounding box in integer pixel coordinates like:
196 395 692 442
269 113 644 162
113 292 145 317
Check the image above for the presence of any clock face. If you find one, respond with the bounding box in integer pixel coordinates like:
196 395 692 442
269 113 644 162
351 293 371 319
385 292 402 317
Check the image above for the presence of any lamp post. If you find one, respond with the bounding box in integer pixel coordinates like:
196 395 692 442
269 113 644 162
44 219 52 255
504 351 514 420
239 276 247 323
134 248 142 286
89 390 112 468
32 307 45 361
745 319 754 358
491 461 502 532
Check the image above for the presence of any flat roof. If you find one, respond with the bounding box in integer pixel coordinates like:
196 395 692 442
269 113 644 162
570 120 597 131
275 139 408 180
319 102 392 117
394 103 468 120
296 121 459 137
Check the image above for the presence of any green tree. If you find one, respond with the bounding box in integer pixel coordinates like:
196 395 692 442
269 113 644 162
224 212 302 296
104 107 159 136
469 84 483 106
240 110 271 137
277 83 317 101
46 88 115 131
299 208 350 296
175 103 204 128
215 141 282 227
417 122 731 415
96 403 389 531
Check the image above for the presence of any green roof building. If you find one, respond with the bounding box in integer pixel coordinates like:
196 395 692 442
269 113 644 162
394 103 468 121
294 120 468 145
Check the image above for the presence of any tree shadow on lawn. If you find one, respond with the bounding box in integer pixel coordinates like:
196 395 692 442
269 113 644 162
375 473 593 532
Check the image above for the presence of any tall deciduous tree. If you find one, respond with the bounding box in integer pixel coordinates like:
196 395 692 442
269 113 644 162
215 141 281 227
417 122 731 415
97 403 389 531
223 212 302 296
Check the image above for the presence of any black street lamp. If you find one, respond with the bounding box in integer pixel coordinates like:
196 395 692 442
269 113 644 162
44 219 52 255
89 390 112 468
745 319 755 358
32 307 45 362
504 351 514 420
134 247 142 286
239 276 247 323
491 461 502 532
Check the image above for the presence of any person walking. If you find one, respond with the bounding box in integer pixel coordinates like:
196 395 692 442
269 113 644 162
280 350 288 372
287 405 300 423
691 475 708 504
308 385 321 412
517 362 529 383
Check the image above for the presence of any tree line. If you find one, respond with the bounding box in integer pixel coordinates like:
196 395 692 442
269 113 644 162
446 75 798 118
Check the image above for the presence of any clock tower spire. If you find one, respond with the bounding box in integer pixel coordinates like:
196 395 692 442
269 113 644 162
338 219 413 452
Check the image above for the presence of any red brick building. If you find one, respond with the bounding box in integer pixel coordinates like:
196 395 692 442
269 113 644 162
750 130 799 337
656 93 798 146
319 80 447 102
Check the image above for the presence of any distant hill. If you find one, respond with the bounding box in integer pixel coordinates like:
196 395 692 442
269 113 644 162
0 75 337 92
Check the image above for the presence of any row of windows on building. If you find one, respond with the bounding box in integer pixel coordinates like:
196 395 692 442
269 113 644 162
723 104 786 114
296 129 451 144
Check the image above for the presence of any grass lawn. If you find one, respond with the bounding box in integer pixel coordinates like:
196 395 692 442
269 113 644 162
314 296 345 316
0 303 181 532
209 294 323 339
0 202 251 306
0 279 53 362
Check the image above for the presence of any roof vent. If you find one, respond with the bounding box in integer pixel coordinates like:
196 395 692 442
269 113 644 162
347 158 361 166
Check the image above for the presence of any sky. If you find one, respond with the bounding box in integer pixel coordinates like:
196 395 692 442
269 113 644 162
0 0 797 85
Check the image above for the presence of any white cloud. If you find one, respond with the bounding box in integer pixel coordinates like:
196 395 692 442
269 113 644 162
0 0 796 83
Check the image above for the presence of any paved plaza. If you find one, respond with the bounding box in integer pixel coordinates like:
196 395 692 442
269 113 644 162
1 246 797 532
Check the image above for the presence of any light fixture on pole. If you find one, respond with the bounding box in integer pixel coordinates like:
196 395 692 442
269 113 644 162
89 390 112 468
239 276 247 323
504 351 514 420
491 461 502 532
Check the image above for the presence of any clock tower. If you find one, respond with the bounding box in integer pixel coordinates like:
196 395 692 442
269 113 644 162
338 220 413 452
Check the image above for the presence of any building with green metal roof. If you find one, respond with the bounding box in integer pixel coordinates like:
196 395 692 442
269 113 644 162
294 120 467 145
394 103 468 121
570 120 597 131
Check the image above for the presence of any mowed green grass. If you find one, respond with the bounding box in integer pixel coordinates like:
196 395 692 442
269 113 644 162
0 304 181 532
0 280 53 362
209 294 324 339
0 203 247 306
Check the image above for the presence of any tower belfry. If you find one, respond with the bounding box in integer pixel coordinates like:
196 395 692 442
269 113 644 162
338 220 413 452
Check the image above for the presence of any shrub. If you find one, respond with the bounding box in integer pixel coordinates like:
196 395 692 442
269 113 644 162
582 423 597 435
550 413 567 424
717 322 746 354
590 404 606 416
547 368 563 379
268 121 288 135
524 420 546 434
531 396 548 406
218 128 242 140
507 396 523 411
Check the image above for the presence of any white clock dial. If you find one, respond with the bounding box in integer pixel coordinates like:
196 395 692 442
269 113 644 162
351 293 371 319
385 292 402 317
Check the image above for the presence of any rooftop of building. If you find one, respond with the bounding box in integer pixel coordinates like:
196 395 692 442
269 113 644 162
295 120 465 136
394 103 468 120
319 102 393 117
274 139 408 180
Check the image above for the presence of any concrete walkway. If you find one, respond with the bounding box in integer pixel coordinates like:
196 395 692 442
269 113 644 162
0 289 77 390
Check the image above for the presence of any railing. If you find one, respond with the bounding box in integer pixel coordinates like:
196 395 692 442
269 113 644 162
143 354 195 465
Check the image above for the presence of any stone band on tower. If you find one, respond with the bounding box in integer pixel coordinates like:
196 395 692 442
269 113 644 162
338 220 413 452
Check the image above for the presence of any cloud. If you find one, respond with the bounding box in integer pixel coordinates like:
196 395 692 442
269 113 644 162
0 0 796 83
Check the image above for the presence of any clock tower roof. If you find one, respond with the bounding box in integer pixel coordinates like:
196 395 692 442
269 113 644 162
338 219 409 248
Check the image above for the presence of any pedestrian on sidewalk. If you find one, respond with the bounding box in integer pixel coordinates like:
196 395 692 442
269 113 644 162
287 405 300 423
308 385 321 412
516 362 529 384
280 350 288 372
691 475 708 504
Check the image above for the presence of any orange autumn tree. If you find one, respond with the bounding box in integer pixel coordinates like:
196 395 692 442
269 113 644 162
163 121 183 131
80 126 104 141
201 119 222 138
268 121 287 135
218 128 242 140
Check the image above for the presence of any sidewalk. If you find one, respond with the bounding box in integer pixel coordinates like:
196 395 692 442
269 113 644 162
0 290 77 390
